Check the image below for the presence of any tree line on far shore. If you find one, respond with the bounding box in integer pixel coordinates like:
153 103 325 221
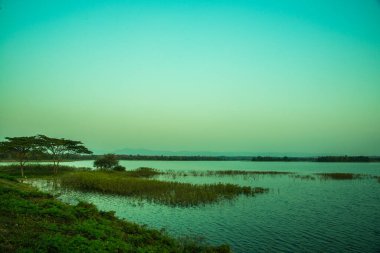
1 135 378 178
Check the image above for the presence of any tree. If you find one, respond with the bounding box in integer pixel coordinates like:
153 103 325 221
0 136 39 177
94 154 119 170
37 135 93 174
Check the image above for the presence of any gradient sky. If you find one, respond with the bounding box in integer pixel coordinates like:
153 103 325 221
1 0 380 155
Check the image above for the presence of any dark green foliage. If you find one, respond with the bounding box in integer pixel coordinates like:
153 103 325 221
94 154 119 170
36 135 93 173
0 173 18 182
0 136 40 177
60 171 268 206
125 167 162 177
113 165 126 172
0 178 231 252
316 156 370 162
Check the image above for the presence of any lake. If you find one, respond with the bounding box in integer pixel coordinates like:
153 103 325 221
31 161 380 252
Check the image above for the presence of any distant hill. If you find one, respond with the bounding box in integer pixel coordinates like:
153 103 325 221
112 147 319 157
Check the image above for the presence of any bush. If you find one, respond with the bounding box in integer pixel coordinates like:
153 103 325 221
94 154 119 170
113 165 126 172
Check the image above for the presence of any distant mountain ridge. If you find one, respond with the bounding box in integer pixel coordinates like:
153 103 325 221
112 147 323 157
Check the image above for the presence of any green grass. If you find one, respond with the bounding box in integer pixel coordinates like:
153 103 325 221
0 178 231 253
60 171 268 207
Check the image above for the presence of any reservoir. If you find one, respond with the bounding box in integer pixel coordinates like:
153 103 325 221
31 161 380 252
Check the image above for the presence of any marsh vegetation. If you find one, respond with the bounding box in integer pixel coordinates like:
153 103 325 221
60 171 268 207
314 173 366 180
163 170 293 178
0 177 230 252
1 161 379 252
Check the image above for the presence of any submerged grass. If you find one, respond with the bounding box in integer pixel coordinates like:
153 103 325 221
60 171 268 206
0 178 230 252
290 174 316 180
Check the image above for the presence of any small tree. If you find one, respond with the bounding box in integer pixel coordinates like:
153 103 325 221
94 154 119 170
0 136 39 177
37 135 93 174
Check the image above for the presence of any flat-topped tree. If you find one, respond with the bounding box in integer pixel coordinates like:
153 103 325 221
0 136 39 177
37 135 92 174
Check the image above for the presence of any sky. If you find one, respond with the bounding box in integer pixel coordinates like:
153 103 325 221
1 0 380 155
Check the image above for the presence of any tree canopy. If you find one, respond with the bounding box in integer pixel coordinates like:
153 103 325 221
0 136 39 177
0 135 92 176
94 154 119 170
36 135 92 173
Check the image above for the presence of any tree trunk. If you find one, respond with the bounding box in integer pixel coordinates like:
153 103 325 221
19 161 24 177
55 159 61 174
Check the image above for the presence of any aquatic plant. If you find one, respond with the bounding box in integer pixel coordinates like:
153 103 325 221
315 173 363 180
290 174 316 180
164 170 293 178
124 167 163 177
60 171 268 206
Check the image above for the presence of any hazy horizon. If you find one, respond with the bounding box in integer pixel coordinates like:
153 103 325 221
1 0 380 155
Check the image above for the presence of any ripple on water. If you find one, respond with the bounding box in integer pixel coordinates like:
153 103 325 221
26 165 380 253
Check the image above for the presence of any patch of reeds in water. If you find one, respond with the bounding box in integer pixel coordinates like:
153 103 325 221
165 170 294 178
315 173 364 180
60 171 268 207
290 174 316 180
124 167 163 178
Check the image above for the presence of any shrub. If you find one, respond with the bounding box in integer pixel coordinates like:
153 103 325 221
94 154 119 170
113 165 126 172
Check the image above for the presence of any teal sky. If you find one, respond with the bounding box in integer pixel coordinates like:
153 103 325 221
1 0 380 155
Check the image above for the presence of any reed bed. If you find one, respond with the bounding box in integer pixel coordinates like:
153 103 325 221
165 170 294 177
124 167 163 177
315 173 365 180
60 171 268 206
290 174 316 180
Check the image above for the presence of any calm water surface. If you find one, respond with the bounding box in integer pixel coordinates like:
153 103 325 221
32 161 380 252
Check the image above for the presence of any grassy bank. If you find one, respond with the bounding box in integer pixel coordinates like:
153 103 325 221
60 171 268 206
0 177 230 252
